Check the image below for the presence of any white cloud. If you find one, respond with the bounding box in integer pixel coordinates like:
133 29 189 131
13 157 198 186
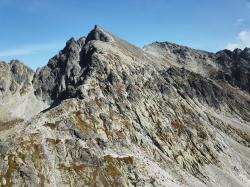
239 31 250 44
225 43 241 51
0 42 63 58
226 30 250 50
0 49 32 57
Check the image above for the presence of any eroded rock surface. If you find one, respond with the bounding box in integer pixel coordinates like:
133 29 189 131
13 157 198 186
33 37 86 104
0 60 48 121
214 48 250 93
0 60 33 96
0 26 250 187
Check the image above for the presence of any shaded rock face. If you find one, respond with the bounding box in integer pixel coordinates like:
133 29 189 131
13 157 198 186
214 48 250 93
0 26 250 187
85 25 114 43
163 67 226 108
144 42 250 94
33 37 86 104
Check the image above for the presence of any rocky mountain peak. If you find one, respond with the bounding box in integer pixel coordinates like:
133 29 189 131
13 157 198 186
33 36 85 104
85 25 114 43
242 47 250 60
144 41 217 77
0 25 250 187
216 47 250 60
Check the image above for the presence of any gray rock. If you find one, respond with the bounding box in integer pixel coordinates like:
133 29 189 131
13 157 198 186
0 60 34 96
0 25 250 187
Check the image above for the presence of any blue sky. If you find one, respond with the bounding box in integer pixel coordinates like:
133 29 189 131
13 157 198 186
0 0 250 69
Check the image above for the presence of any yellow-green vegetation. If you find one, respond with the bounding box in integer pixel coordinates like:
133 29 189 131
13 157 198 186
46 108 64 119
103 155 133 165
38 173 46 187
59 162 96 175
208 114 250 146
104 162 122 178
19 133 43 169
57 154 133 186
95 97 102 108
18 152 26 163
154 119 221 178
101 155 133 186
0 119 24 131
58 162 108 186
19 85 29 96
223 124 250 145
0 155 17 187
171 120 184 130
19 134 45 186
71 111 93 132
46 138 61 146
43 121 59 130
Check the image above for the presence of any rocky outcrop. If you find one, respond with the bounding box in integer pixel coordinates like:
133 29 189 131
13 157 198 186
0 60 34 96
144 42 250 95
85 25 114 43
0 60 47 121
0 26 250 187
214 48 250 93
143 41 218 76
33 37 86 104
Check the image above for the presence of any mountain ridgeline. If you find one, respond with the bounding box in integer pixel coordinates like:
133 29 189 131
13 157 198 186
0 25 250 187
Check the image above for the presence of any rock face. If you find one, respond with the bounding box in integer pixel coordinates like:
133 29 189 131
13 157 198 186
0 26 250 187
214 48 250 93
33 37 86 104
143 42 218 76
0 60 33 96
144 42 250 94
0 60 48 121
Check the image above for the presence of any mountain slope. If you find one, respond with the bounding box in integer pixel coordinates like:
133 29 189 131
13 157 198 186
0 60 47 122
143 42 250 94
0 26 250 187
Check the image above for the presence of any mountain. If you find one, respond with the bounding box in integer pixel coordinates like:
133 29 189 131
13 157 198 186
0 25 250 187
0 60 47 122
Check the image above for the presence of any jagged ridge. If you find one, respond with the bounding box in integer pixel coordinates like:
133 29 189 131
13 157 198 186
0 25 250 187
